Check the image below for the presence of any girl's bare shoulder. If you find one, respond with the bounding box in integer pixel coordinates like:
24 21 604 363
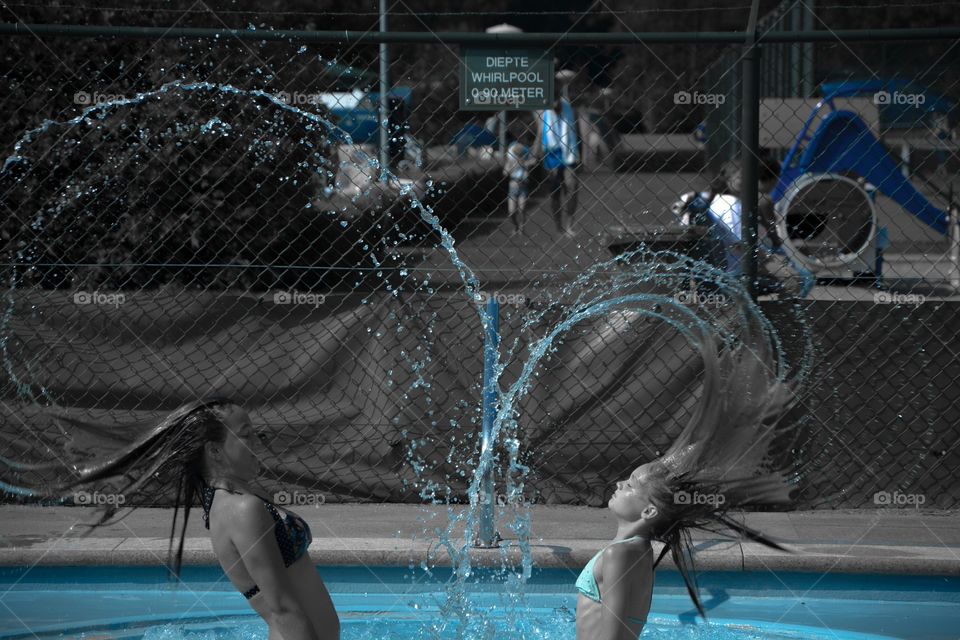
601 539 652 565
210 490 269 528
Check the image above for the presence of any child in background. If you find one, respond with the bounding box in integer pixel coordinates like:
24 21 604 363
503 131 535 236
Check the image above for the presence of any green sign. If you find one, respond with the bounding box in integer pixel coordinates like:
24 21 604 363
460 48 553 111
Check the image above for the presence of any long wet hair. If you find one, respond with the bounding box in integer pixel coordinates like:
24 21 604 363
642 325 800 619
1 396 242 579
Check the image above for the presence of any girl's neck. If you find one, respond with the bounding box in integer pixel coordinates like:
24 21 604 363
614 522 652 542
207 475 254 493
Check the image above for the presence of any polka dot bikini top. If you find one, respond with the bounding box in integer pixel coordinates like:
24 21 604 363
201 485 312 598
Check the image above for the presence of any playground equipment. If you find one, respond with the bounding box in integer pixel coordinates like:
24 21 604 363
771 86 954 281
670 190 816 298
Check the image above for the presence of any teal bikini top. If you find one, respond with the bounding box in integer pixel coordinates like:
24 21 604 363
575 536 648 603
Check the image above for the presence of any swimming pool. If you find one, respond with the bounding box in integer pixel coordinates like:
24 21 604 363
0 566 957 639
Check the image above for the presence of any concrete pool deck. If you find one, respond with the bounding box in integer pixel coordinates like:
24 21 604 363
0 505 957 576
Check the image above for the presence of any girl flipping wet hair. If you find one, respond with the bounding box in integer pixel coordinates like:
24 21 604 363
2 397 339 640
574 327 800 640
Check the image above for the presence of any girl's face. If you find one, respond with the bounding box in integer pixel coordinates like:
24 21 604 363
608 462 663 522
211 407 262 481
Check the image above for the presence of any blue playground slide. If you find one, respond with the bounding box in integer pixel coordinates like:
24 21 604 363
820 79 955 130
772 92 950 236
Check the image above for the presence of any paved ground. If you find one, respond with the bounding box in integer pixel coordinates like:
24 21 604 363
2 505 958 576
424 166 959 299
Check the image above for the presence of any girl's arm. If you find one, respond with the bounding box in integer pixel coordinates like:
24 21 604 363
597 544 654 640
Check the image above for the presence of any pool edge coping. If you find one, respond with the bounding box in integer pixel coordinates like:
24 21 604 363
2 538 958 576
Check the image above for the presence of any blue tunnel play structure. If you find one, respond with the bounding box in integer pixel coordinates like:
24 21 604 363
772 96 950 237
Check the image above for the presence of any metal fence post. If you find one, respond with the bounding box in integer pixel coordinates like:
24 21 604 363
950 204 960 291
741 0 762 300
802 0 816 98
476 295 500 548
378 0 389 182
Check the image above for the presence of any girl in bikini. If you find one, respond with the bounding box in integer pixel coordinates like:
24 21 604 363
3 397 339 640
575 330 799 640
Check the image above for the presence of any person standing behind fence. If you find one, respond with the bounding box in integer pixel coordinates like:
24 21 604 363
503 130 536 236
538 98 583 237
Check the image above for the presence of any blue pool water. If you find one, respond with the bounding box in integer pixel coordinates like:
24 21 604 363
0 566 957 639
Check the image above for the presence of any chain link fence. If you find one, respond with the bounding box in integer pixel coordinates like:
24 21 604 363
1 9 958 511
